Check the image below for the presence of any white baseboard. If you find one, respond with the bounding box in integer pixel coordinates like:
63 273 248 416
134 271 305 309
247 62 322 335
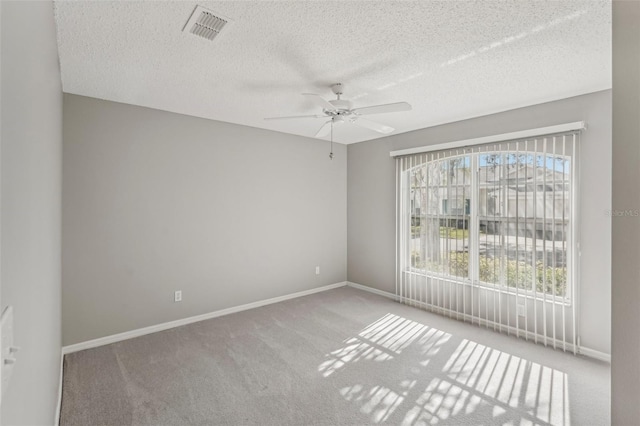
346 281 398 300
346 281 611 363
578 346 611 363
62 281 347 355
55 350 63 425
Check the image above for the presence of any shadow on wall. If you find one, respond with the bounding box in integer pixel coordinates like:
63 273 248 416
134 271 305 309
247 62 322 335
318 313 569 425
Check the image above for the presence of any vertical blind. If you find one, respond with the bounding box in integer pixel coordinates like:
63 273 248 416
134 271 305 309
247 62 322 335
395 131 580 352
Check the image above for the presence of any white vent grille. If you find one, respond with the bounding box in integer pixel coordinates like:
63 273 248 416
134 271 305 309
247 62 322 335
183 6 232 42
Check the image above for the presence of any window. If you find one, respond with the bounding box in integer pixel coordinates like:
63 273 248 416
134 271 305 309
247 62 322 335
396 130 579 351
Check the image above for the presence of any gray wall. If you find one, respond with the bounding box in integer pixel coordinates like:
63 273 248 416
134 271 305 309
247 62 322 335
348 90 612 355
62 94 347 346
1 1 63 424
611 2 640 424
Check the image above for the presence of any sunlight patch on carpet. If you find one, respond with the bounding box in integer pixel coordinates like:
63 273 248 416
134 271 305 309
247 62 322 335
320 313 571 425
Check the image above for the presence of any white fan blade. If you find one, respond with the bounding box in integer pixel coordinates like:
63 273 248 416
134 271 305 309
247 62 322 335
264 114 326 120
352 101 412 116
351 117 394 134
302 93 336 111
315 121 332 138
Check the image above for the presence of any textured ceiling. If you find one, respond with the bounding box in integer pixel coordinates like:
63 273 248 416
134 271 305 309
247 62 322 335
54 1 611 144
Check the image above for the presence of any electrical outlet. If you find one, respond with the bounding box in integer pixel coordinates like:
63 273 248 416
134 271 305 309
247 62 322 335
174 290 182 302
516 304 526 317
315 266 320 275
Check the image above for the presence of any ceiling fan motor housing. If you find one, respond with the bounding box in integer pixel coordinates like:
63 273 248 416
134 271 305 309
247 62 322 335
328 99 353 114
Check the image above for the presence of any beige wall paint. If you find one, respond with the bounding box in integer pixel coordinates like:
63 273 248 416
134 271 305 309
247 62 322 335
611 1 640 424
62 94 347 346
348 90 612 355
1 1 63 424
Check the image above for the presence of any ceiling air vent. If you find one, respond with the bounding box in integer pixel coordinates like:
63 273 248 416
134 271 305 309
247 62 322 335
183 6 232 41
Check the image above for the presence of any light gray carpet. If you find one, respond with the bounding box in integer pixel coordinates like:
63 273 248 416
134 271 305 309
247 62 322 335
60 287 609 425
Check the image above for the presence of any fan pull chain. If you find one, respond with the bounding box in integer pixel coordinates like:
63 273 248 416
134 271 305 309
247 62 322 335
329 119 334 160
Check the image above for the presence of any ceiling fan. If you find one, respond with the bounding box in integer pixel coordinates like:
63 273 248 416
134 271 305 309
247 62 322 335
264 83 412 138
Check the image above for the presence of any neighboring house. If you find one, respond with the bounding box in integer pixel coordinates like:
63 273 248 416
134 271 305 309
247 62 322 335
409 160 570 267
411 163 569 232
